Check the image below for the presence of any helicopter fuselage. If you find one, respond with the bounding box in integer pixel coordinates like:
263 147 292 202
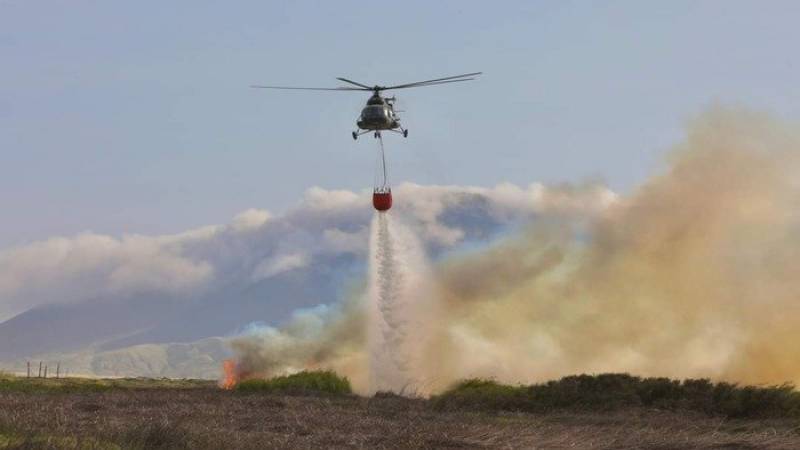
356 93 400 131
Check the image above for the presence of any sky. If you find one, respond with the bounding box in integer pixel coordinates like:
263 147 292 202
3 1 800 248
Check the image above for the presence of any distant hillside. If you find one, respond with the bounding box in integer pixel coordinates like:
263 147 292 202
0 337 230 379
0 253 358 365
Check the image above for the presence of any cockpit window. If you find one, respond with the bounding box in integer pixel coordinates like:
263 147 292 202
362 106 386 119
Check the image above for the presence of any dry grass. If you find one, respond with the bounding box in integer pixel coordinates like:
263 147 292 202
0 372 213 394
1 384 800 449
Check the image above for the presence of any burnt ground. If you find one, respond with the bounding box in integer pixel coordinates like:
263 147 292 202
1 388 800 449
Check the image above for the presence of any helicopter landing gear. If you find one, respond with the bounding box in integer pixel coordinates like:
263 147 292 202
352 130 372 140
386 126 408 138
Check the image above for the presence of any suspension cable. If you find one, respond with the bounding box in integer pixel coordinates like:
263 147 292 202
378 133 388 190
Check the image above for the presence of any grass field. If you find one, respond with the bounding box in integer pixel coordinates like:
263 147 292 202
0 373 213 394
1 372 800 449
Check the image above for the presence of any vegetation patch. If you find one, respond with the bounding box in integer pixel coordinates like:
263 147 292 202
433 373 800 418
236 370 351 396
429 378 530 412
0 372 213 394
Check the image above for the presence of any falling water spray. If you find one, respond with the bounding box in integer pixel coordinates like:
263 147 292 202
367 212 439 394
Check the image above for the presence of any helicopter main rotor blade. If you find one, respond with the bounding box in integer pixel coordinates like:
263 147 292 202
250 85 368 91
383 72 482 90
251 72 481 92
335 77 373 89
382 78 478 90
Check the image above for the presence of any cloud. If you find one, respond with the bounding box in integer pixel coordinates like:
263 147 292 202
232 208 271 232
0 180 613 323
0 231 215 321
251 252 310 281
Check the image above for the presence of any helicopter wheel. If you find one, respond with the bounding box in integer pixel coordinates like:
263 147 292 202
352 131 358 140
403 129 408 138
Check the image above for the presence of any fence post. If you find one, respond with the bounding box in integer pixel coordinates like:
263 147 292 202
56 362 60 379
38 361 42 378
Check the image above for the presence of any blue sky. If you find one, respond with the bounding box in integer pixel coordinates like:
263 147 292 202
2 1 800 248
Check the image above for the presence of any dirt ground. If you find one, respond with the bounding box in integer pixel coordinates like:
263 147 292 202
1 388 800 449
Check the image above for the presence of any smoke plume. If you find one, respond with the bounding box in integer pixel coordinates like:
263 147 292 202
231 107 800 394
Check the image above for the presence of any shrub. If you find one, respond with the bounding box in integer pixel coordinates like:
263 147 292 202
711 382 800 418
529 373 642 410
433 373 800 418
432 379 530 411
236 370 351 396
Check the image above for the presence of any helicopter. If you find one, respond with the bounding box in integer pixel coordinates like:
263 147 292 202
250 72 481 139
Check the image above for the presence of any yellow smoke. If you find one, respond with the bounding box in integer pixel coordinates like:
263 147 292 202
232 107 800 394
429 106 800 390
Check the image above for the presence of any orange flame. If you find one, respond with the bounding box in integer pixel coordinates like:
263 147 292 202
220 359 238 390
